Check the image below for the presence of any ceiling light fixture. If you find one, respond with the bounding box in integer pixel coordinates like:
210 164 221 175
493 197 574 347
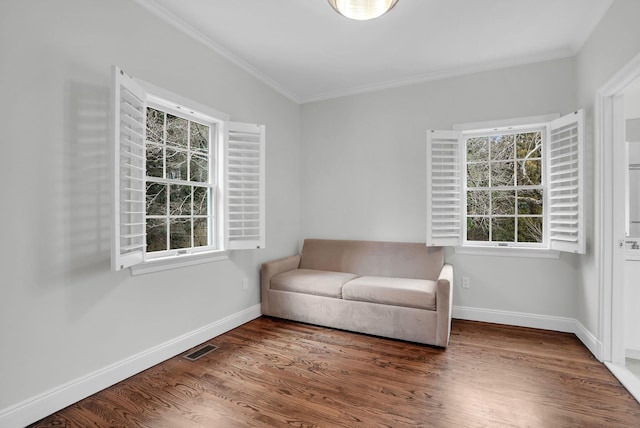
328 0 399 21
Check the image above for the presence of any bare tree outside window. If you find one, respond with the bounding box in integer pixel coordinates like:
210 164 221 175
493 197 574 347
466 130 543 244
145 107 213 253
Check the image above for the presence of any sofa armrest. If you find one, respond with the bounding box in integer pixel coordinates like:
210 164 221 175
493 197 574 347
261 255 301 314
435 263 454 347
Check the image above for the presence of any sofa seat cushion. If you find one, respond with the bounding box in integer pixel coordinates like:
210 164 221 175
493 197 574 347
270 269 359 298
342 276 437 310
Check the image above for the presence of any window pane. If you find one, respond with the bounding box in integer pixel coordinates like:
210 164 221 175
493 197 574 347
146 218 167 252
190 122 209 153
490 161 514 186
518 190 543 215
146 145 164 178
194 218 208 247
467 217 489 241
193 186 209 216
491 217 515 242
490 134 514 161
143 103 217 255
170 218 192 249
516 132 542 159
491 190 515 215
146 108 164 144
467 163 489 187
146 182 166 216
518 217 543 243
463 128 545 247
467 190 489 215
517 160 542 186
166 148 188 180
170 185 192 216
190 152 209 182
467 137 489 162
166 114 188 148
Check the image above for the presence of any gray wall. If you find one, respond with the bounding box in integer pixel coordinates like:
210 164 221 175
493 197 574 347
575 0 640 336
0 0 301 410
5 0 640 422
300 58 581 319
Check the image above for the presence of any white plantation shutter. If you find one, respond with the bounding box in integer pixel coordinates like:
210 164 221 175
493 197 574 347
548 110 585 254
111 66 147 270
225 122 266 250
426 130 463 246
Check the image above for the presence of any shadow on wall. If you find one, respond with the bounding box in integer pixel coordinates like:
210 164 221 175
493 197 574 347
62 80 113 290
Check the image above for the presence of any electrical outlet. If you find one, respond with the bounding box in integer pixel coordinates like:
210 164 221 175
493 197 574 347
242 278 248 290
461 276 471 289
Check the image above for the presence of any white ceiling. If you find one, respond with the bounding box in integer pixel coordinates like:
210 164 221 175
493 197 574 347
136 0 613 104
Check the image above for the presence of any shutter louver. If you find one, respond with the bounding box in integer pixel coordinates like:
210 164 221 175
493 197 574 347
111 66 147 270
548 110 585 254
426 130 463 247
225 122 266 250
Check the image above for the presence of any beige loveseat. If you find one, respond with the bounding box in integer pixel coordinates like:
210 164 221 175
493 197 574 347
261 239 453 347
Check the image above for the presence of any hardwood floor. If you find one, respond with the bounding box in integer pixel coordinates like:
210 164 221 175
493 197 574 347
30 318 640 427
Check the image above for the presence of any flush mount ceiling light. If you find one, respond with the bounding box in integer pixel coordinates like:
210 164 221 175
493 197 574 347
328 0 399 21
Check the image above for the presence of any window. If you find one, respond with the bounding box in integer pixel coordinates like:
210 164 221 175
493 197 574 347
111 66 265 272
144 104 217 257
426 111 584 254
465 128 544 246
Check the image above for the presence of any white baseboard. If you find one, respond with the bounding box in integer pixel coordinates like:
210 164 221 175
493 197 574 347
453 305 603 360
626 349 640 360
0 304 262 428
575 319 602 360
453 305 575 332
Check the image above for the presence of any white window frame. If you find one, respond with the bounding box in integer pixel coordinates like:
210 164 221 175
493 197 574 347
143 95 224 261
462 124 548 249
426 112 584 257
111 66 265 274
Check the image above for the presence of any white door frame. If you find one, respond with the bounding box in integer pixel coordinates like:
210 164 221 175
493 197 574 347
596 51 640 364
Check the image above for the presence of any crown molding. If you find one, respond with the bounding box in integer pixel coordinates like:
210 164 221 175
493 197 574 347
133 0 611 106
132 0 302 104
300 47 575 104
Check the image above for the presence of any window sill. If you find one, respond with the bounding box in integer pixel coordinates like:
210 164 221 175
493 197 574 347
130 250 229 276
454 246 560 259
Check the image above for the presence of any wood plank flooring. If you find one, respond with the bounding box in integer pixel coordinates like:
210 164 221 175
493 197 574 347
30 318 640 427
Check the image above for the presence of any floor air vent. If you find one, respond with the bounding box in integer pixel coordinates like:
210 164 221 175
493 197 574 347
183 344 218 361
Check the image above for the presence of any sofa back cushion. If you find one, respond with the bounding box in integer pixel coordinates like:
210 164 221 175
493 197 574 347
299 239 443 280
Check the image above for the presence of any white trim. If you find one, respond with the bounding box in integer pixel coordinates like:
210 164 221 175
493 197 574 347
454 246 560 259
131 250 229 276
626 349 640 360
302 48 574 104
0 305 262 428
596 50 640 368
595 84 610 362
453 306 602 359
453 114 559 132
575 319 603 361
139 78 230 123
132 1 613 106
605 362 640 404
132 0 301 104
453 305 575 332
